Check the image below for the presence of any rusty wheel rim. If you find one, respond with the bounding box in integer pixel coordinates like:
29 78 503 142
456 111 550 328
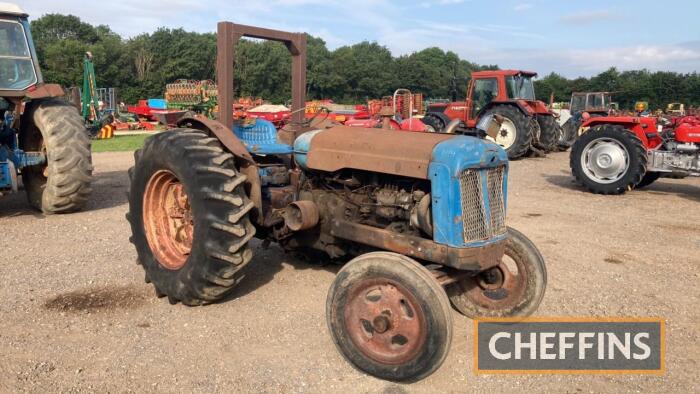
344 278 427 365
460 253 528 311
142 170 193 270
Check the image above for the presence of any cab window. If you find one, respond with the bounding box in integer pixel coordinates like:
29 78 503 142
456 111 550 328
0 20 37 90
473 78 498 113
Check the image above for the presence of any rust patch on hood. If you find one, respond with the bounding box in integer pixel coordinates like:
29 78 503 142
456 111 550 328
305 126 455 179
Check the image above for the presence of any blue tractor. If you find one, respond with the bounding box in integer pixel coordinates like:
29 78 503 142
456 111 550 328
127 22 546 381
0 4 92 213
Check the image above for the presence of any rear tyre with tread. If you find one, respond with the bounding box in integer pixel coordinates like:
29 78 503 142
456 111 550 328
535 114 558 152
127 129 256 305
570 124 647 194
421 112 448 133
635 172 660 189
557 118 578 151
21 99 92 214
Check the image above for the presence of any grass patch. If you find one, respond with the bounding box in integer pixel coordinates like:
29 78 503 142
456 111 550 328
92 134 152 153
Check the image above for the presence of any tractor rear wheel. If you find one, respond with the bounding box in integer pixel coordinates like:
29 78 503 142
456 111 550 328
445 227 546 318
635 172 661 189
127 129 256 305
483 105 532 159
535 114 558 152
557 118 579 151
326 252 452 381
21 99 92 214
570 124 647 194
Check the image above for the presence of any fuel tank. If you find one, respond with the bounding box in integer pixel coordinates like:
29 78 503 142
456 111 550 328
675 123 700 143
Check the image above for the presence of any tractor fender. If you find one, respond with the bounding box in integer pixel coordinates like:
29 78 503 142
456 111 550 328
24 83 65 100
477 101 531 119
176 115 264 222
580 116 658 148
177 115 255 165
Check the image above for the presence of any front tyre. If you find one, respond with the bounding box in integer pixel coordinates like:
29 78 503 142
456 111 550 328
128 129 256 305
21 99 92 214
445 228 546 318
326 252 452 381
570 124 647 194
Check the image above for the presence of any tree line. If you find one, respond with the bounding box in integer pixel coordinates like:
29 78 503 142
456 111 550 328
30 14 700 110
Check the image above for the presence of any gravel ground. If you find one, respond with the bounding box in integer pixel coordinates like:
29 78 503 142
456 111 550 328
0 150 698 393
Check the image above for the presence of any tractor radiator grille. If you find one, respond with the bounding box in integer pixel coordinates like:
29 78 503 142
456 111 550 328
459 166 507 243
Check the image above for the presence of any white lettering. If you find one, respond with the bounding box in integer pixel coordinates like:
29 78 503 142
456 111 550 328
558 332 576 359
489 332 512 360
579 332 595 360
607 332 631 359
633 333 651 360
515 332 537 360
539 332 556 360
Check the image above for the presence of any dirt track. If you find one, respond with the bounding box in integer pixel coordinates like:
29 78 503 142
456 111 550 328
0 150 698 393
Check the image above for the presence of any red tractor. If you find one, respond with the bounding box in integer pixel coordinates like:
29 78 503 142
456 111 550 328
423 70 559 159
570 114 700 194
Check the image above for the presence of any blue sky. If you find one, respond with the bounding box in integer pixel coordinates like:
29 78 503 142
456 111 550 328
24 0 700 77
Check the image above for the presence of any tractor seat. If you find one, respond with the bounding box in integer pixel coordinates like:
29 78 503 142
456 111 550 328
232 118 293 154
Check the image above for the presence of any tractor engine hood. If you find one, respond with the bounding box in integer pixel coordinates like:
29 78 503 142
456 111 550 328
294 125 505 179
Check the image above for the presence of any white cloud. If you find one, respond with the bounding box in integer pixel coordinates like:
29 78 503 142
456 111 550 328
513 3 533 11
559 10 616 24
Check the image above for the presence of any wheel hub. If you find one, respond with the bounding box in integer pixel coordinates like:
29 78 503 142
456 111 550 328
142 170 194 270
581 138 630 184
344 279 427 365
486 117 517 149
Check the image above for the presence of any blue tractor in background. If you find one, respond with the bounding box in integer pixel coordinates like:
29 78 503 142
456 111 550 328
126 22 547 381
0 4 92 213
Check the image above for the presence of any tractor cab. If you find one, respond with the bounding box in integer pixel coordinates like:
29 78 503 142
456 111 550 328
0 4 39 92
570 92 614 118
466 70 545 122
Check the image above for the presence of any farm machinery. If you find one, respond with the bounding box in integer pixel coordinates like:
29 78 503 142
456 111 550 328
165 79 218 118
345 89 428 131
423 70 560 159
559 92 617 149
0 4 91 213
127 22 547 381
570 113 700 194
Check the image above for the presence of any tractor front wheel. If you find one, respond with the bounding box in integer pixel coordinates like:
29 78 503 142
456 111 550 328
445 227 546 318
21 99 92 214
127 129 256 305
570 124 647 194
326 252 452 381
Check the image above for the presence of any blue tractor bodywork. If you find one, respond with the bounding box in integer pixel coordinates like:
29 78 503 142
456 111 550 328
429 137 508 248
236 119 509 255
0 111 45 191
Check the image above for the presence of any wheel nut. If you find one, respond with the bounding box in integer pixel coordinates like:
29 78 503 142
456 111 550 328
372 315 391 333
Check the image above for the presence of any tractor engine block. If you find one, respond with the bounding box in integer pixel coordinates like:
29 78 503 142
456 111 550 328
647 142 700 176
